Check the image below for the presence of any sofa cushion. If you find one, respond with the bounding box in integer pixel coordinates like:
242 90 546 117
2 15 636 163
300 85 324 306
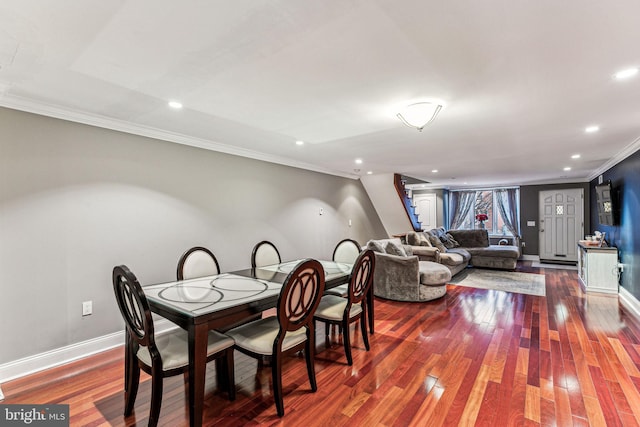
385 240 407 257
447 229 490 248
418 261 452 286
447 248 472 263
439 252 465 267
463 245 519 259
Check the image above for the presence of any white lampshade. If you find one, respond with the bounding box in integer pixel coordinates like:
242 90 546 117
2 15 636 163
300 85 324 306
397 102 443 131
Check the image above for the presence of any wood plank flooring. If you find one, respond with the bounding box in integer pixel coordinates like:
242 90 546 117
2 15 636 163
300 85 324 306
3 262 640 426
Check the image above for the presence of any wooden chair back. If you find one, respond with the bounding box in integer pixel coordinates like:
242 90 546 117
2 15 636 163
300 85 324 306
332 238 361 264
251 240 281 268
177 246 220 280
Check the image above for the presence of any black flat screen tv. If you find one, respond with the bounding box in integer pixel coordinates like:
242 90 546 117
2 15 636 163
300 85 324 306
595 181 615 226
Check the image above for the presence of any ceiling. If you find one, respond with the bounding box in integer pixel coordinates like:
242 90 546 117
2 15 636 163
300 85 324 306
1 1 639 188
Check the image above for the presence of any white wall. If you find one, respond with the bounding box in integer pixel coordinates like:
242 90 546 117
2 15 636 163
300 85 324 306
360 173 411 236
0 107 386 365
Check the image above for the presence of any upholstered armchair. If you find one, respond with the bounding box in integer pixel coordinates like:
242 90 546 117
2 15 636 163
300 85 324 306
365 239 450 302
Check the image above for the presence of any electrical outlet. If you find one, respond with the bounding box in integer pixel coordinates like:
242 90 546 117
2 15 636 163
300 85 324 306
319 208 323 215
82 301 93 316
521 241 526 247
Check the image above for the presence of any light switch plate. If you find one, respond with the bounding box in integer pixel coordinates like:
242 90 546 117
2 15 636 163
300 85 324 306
527 221 536 227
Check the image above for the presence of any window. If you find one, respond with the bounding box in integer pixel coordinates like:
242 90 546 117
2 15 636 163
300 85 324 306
449 188 520 236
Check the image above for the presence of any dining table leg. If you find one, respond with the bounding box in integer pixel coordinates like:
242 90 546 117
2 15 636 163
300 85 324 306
188 323 209 427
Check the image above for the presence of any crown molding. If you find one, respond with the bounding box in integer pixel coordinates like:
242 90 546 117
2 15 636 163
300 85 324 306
587 135 640 182
0 95 359 180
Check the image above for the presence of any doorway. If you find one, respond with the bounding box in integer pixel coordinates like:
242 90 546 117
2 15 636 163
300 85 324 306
414 193 437 231
538 189 584 262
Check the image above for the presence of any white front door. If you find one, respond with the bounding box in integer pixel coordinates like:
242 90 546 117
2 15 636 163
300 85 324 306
414 194 437 231
539 189 584 262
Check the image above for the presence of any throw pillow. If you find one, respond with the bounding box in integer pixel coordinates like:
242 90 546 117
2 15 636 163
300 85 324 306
385 241 407 257
405 232 421 246
429 235 447 253
440 233 460 249
445 233 460 248
366 240 385 253
418 233 432 247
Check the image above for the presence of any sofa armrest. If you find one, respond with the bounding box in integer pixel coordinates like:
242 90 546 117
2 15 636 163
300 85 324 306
372 252 420 300
410 246 441 263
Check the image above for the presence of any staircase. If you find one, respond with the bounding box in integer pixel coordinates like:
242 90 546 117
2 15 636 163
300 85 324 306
393 174 422 232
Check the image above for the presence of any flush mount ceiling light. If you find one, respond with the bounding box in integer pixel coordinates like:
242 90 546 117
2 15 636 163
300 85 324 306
614 67 639 80
397 101 443 131
168 100 183 109
585 125 599 133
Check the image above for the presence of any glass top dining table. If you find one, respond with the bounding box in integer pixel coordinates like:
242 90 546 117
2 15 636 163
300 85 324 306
141 259 353 427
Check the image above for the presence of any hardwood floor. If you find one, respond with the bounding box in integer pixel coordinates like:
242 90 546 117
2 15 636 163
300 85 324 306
4 262 640 426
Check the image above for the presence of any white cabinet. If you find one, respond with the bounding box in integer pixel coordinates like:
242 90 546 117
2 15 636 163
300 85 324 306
577 242 619 294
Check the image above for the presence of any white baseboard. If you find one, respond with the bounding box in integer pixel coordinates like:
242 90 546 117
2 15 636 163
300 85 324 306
0 319 178 386
620 287 640 319
520 255 540 262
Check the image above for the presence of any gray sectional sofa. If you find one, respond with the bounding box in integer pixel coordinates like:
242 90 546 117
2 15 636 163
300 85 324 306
403 228 520 272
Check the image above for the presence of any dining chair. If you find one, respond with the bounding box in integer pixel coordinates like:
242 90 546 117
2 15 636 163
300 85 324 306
313 249 375 365
176 246 220 280
226 259 325 416
324 238 361 297
112 265 235 427
178 246 262 329
251 240 281 268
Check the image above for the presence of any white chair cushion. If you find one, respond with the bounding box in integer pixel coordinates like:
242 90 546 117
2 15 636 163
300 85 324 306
182 251 219 279
226 317 307 355
324 283 349 297
314 295 362 322
137 329 234 371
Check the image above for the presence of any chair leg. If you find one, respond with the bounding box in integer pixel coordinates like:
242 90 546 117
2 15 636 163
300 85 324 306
343 319 353 366
148 366 164 427
225 348 236 401
272 352 285 417
305 335 317 392
361 312 370 351
124 363 139 416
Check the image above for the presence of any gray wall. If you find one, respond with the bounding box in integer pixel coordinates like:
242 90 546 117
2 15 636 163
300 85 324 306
519 182 590 256
0 107 386 364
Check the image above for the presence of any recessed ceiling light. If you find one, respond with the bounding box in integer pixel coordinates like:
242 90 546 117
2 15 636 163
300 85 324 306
367 171 373 175
614 67 639 80
168 101 183 109
571 154 581 159
355 158 363 164
585 125 599 133
295 140 304 146
563 167 571 171
431 169 438 173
